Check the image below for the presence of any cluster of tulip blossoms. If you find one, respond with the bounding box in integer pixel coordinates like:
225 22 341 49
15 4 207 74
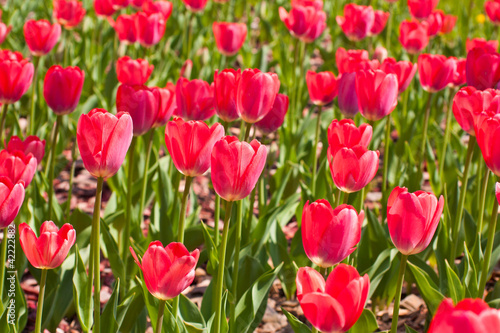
3 0 500 332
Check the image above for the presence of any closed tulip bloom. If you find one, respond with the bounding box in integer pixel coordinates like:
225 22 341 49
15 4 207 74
301 9 326 43
0 150 37 187
116 56 153 86
335 48 379 75
77 108 133 179
213 69 241 123
116 84 158 136
474 110 500 176
0 177 25 229
43 65 85 115
19 221 76 269
296 265 370 333
23 20 61 56
112 14 138 44
387 186 444 255
181 0 208 12
336 4 375 41
254 94 289 134
302 201 363 268
380 58 417 93
136 12 166 47
212 22 247 56
327 119 372 155
337 73 360 118
237 69 280 123
451 57 466 87
440 13 457 34
429 298 500 333
53 0 86 29
399 20 429 54
175 78 215 121
425 10 444 37
356 69 398 121
94 0 116 17
408 0 439 19
130 241 200 300
418 54 456 93
370 10 390 36
466 48 500 90
292 0 323 10
211 136 267 202
486 0 500 24
0 52 34 104
6 136 46 164
151 83 176 127
164 118 224 176
328 145 379 193
279 4 327 43
306 70 339 106
466 38 498 53
143 0 173 20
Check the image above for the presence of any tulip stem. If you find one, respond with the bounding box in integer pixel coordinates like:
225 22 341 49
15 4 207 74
214 194 221 245
450 136 476 262
34 269 48 333
139 131 154 225
155 300 166 333
390 254 408 333
243 122 252 142
186 12 195 59
478 191 499 299
214 200 234 333
91 177 104 333
439 90 455 185
418 93 433 176
122 137 136 260
0 228 7 302
385 3 394 50
65 138 78 221
0 103 8 147
244 186 257 246
47 115 62 221
477 168 491 236
343 192 350 205
311 106 323 197
229 201 243 333
382 114 392 195
30 56 41 136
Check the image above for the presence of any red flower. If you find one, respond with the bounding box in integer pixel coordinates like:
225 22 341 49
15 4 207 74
111 0 130 9
213 69 241 123
76 109 133 179
356 69 398 121
380 57 417 93
408 0 439 19
450 57 466 87
440 13 456 34
43 65 85 115
418 54 456 93
399 20 429 54
142 0 173 20
327 119 372 156
306 70 339 106
466 38 498 53
473 107 500 176
453 87 500 136
164 118 224 177
53 0 86 29
279 3 326 43
116 84 158 136
6 136 46 164
19 221 76 269
335 48 379 75
116 56 154 86
0 51 34 104
212 22 247 56
136 12 166 47
370 10 390 36
465 47 500 90
151 83 176 128
337 73 360 118
24 20 62 56
94 0 116 17
0 177 24 229
336 4 375 41
296 265 370 333
0 150 37 187
424 10 444 36
254 94 289 134
387 186 444 255
181 0 208 12
486 0 500 24
175 78 215 121
112 14 138 44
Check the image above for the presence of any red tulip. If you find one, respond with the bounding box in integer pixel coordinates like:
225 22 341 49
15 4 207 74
211 136 267 202
335 48 379 75
424 10 444 36
408 0 439 19
116 56 154 86
328 145 379 193
0 52 34 104
212 22 247 56
429 298 500 333
486 0 500 24
380 58 417 93
181 0 208 12
130 241 199 300
327 119 372 156
19 221 76 269
24 20 62 56
136 12 166 47
43 65 85 115
94 0 116 17
387 186 444 255
151 83 176 127
0 177 24 229
77 108 133 179
474 107 500 176
0 150 37 187
111 0 130 9
143 0 173 20
466 38 498 53
116 84 158 136
112 14 138 44
306 70 339 106
440 13 456 34
53 0 86 29
356 69 398 121
370 10 390 36
236 69 280 124
301 9 327 43
466 47 500 90
175 78 215 121
164 118 224 176
296 265 370 333
279 4 326 43
6 136 46 164
418 54 456 93
0 11 11 45
292 0 323 10
213 69 241 123
337 73 360 118
451 57 466 87
254 94 289 134
336 4 375 41
132 0 147 7
454 87 500 136
399 20 429 54
302 201 363 268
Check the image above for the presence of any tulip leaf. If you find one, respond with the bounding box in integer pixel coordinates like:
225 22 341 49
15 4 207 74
101 218 125 282
407 262 445 315
72 244 93 332
445 260 465 304
179 294 206 329
405 325 419 333
350 309 379 333
101 279 120 333
117 286 147 332
281 308 311 333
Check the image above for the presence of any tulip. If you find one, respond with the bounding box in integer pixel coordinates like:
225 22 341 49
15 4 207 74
236 68 280 124
337 73 360 118
466 47 500 90
301 10 327 43
254 94 289 134
136 12 166 47
77 108 133 179
486 0 500 24
116 56 154 85
116 84 158 136
111 0 130 9
327 119 372 155
425 10 444 37
0 12 11 45
164 118 224 177
181 0 208 12
429 298 500 332
112 14 138 44
0 52 34 104
302 201 363 267
132 0 146 7
211 136 267 202
175 78 215 121
336 4 375 41
440 13 457 34
380 58 417 93
279 4 326 43
453 87 500 136
292 0 323 9
43 65 85 115
306 70 339 106
0 177 25 229
399 20 429 54
151 83 176 127
370 10 390 36
143 0 173 20
212 22 247 56
213 69 240 123
0 150 37 187
474 106 500 176
94 0 116 17
24 20 61 56
451 57 466 87
335 47 379 75
355 69 398 121
418 54 456 93
408 0 439 19
296 265 370 333
53 0 86 29
328 145 379 193
6 136 46 164
466 38 498 53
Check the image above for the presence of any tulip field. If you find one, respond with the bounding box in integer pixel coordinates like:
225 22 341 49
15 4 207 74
4 0 500 332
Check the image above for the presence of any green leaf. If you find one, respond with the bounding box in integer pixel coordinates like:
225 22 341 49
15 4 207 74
179 294 206 330
101 219 125 282
350 309 379 333
405 325 419 333
101 279 120 333
445 260 465 304
407 262 445 315
72 245 93 332
281 308 311 333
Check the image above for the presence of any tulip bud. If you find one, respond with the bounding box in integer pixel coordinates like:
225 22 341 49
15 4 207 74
0 177 24 229
175 78 215 121
213 69 241 123
336 4 375 41
355 69 398 121
6 135 46 164
94 0 116 17
0 150 37 187
23 20 61 56
370 10 390 36
212 22 247 56
306 70 339 106
486 0 500 25
116 84 158 136
0 51 34 104
43 65 85 115
466 38 498 53
337 73 360 118
254 94 289 134
408 0 439 19
399 20 429 54
151 83 176 128
380 58 417 93
116 56 154 86
136 12 166 47
53 0 86 29
142 0 173 20
327 119 372 156
466 47 500 90
112 14 138 44
418 54 456 93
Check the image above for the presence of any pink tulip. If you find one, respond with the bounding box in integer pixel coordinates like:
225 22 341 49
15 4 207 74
306 70 339 106
6 136 46 164
213 69 241 123
380 58 417 93
327 119 372 156
116 84 158 136
254 94 289 134
408 0 439 19
212 22 247 56
337 73 360 118
0 51 34 104
418 54 457 93
466 47 500 90
0 177 25 229
336 4 375 41
151 83 176 128
23 20 61 56
355 69 399 121
399 20 429 54
0 150 37 187
466 38 498 53
175 78 215 121
116 56 154 86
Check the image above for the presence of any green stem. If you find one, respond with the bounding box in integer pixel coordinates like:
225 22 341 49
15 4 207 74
156 300 166 333
382 114 392 195
258 175 265 214
139 131 154 225
214 200 234 333
243 122 252 142
214 194 221 245
186 12 194 59
478 191 499 299
419 93 433 174
477 168 491 235
91 177 104 333
390 254 409 333
122 137 137 259
295 41 306 130
450 136 476 262
0 104 8 146
47 115 62 221
439 91 455 182
358 187 365 213
401 88 410 135
311 105 323 197
385 3 394 50
335 188 342 206
0 228 7 301
30 56 41 135
229 201 243 332
34 269 48 333
343 192 350 205
289 38 300 135
65 138 77 221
